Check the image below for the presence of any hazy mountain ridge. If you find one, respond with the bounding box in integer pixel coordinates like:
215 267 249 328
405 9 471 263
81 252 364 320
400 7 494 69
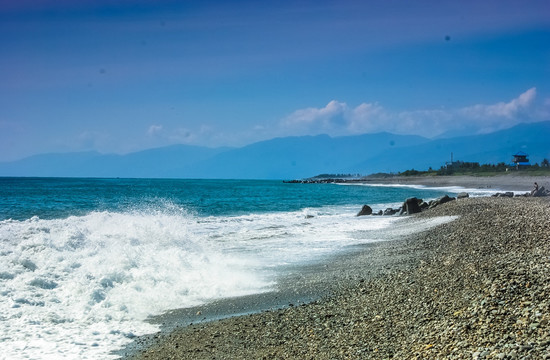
0 145 229 178
187 132 430 179
348 121 550 174
1 121 548 179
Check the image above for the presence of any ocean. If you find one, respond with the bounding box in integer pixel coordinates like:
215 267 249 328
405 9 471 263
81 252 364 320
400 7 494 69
0 177 492 359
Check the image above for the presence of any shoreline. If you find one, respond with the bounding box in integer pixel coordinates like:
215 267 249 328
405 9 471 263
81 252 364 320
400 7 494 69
359 174 549 192
118 215 444 358
121 176 550 359
290 174 550 192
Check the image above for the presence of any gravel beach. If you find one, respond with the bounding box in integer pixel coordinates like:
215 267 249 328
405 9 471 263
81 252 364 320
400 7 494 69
124 179 550 359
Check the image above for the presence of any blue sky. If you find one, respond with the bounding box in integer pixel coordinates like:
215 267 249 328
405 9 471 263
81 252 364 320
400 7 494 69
1 0 549 161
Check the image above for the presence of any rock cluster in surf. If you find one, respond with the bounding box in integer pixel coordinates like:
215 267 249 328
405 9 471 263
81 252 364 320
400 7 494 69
357 189 548 217
357 194 458 217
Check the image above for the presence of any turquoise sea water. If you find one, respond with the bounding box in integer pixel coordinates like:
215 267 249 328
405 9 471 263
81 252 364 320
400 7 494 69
0 177 467 359
1 177 461 221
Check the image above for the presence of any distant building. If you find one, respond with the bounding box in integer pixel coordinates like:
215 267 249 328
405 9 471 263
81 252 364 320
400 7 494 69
445 160 462 170
445 152 461 169
511 151 531 169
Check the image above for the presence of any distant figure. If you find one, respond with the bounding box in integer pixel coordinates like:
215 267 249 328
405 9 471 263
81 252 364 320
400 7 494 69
531 182 539 195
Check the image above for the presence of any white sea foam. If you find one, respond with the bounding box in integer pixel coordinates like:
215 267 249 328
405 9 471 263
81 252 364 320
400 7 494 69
0 210 272 359
0 205 456 359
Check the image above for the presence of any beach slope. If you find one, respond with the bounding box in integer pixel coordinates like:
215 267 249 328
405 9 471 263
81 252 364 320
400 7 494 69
126 195 550 359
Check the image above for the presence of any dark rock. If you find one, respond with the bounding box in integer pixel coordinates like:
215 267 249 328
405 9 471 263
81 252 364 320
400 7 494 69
457 192 469 199
494 192 514 198
532 186 549 197
383 208 398 216
400 197 422 215
357 205 373 216
438 194 455 204
429 194 455 208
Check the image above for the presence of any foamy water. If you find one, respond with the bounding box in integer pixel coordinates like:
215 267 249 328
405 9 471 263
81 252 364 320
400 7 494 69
0 204 416 359
347 182 524 197
0 178 465 359
1 210 277 359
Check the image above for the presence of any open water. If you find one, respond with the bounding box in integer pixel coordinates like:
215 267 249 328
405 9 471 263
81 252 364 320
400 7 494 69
0 178 491 359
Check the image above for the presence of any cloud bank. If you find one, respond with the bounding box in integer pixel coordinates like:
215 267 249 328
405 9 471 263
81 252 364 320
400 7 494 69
141 88 547 152
280 88 545 138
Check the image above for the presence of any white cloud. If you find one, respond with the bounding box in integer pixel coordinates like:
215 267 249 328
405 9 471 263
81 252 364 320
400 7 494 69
281 100 389 136
395 109 454 137
279 88 542 138
281 100 348 133
347 102 387 133
169 128 195 142
461 87 536 119
147 124 163 136
455 87 538 133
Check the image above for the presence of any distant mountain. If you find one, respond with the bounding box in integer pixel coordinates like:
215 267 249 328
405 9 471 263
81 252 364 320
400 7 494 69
0 145 229 178
0 121 548 179
348 121 550 174
188 132 429 179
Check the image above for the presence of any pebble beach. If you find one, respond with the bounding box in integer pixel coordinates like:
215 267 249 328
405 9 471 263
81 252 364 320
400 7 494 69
124 177 550 359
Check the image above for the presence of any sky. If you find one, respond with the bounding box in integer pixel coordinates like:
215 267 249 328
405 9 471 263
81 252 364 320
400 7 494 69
1 0 549 161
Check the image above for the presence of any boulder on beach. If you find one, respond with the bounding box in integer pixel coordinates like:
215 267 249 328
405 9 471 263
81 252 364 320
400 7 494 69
438 194 455 204
457 192 469 199
429 194 455 209
357 205 373 216
493 192 514 198
532 186 549 197
400 197 422 215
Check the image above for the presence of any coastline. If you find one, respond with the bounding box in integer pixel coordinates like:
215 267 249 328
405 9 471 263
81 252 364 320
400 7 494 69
118 215 445 358
122 177 550 359
359 174 550 192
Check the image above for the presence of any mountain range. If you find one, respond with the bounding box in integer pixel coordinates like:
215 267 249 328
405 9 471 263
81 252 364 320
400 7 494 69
1 121 549 179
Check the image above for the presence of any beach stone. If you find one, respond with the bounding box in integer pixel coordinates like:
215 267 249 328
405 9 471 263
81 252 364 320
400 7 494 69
357 205 373 216
532 186 548 197
457 192 469 199
495 192 514 197
429 194 455 209
437 194 455 204
383 208 398 216
400 197 422 215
